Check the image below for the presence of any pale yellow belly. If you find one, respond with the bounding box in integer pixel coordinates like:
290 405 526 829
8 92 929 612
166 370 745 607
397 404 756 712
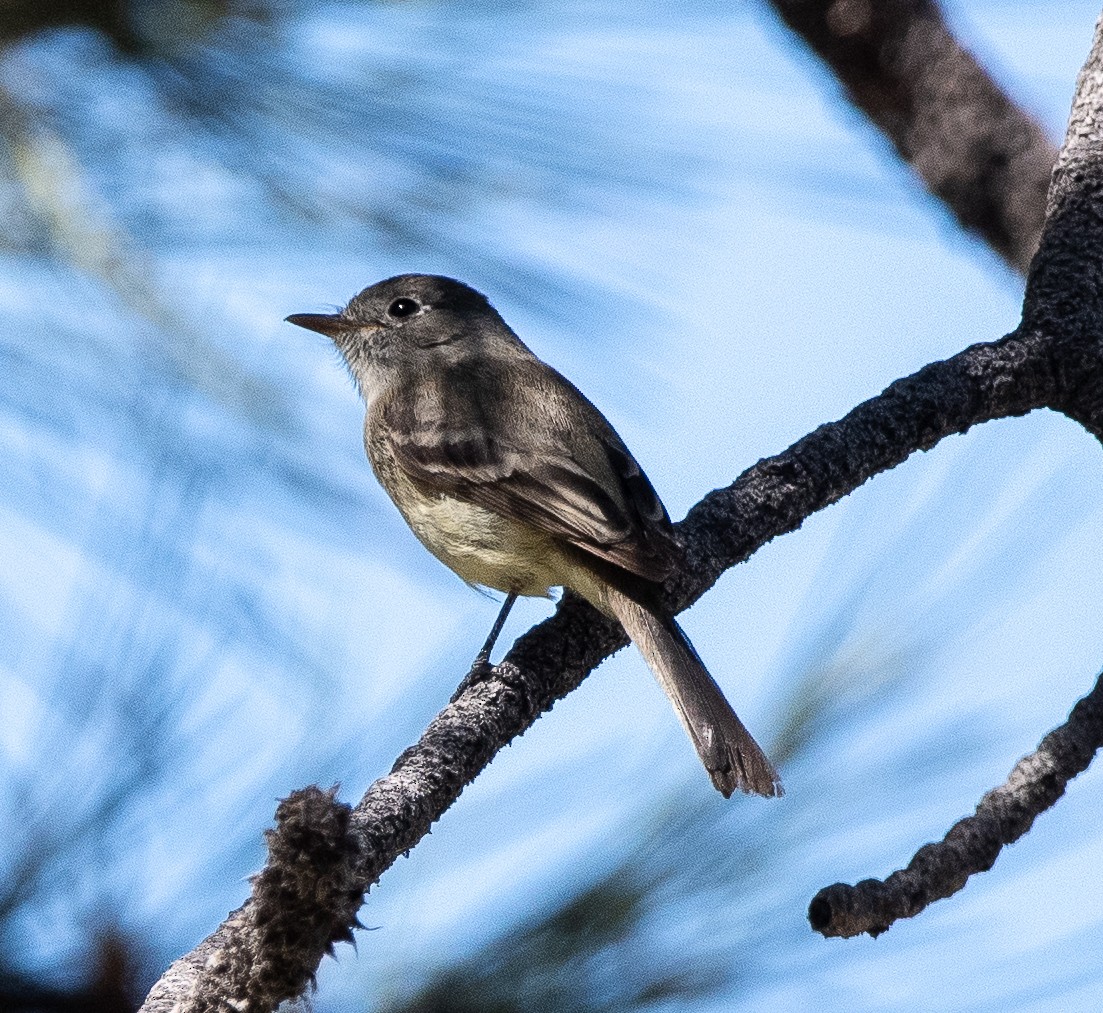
399 484 564 596
367 437 565 596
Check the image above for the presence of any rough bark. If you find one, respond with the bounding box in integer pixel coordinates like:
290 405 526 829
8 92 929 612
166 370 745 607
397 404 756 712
141 788 363 1013
809 670 1103 938
805 12 1103 938
140 8 1103 1009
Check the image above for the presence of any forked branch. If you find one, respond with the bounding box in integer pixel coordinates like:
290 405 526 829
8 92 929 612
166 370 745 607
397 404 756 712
140 9 1103 1012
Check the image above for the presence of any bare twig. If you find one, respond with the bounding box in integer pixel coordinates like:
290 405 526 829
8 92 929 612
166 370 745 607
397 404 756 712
809 669 1103 938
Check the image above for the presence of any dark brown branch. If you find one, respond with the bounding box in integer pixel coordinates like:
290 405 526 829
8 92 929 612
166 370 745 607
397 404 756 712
809 669 1103 937
765 0 1058 273
1019 18 1103 440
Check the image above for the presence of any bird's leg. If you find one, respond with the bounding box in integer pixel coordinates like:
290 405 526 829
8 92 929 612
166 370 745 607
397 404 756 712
474 591 518 667
453 592 517 700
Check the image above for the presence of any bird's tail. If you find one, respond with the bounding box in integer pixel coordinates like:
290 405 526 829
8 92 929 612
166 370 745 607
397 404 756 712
604 587 782 798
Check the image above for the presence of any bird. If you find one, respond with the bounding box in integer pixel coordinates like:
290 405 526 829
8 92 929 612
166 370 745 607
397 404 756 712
287 274 781 797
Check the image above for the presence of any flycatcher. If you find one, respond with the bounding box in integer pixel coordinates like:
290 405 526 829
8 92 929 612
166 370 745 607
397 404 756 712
288 274 780 798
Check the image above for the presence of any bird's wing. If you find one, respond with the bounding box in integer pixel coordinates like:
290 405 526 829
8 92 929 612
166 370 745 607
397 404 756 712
380 358 681 583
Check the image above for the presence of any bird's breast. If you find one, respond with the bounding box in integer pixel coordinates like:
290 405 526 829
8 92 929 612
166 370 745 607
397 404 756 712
365 424 563 597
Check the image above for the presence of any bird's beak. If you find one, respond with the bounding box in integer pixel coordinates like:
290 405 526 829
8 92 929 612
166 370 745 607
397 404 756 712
285 312 354 338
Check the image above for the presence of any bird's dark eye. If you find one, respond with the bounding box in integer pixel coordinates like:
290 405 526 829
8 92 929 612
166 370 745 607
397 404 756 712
387 297 421 319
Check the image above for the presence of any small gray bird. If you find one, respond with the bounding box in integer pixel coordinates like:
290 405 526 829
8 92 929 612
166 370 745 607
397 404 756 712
288 274 780 798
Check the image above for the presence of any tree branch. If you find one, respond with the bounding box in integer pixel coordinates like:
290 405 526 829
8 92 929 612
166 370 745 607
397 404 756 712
138 322 1068 1011
141 9 1103 1010
141 787 362 1013
340 328 1069 892
804 11 1103 937
765 0 1058 274
809 668 1103 938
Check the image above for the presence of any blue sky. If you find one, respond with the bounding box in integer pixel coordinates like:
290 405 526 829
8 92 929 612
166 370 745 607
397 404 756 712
1 1 1102 1009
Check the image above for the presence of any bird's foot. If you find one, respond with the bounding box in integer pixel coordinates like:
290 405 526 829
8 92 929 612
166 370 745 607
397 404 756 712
451 652 495 702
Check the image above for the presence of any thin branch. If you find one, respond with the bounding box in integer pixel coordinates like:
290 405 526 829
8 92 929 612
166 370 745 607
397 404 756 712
765 0 1058 274
808 668 1103 937
341 329 1066 890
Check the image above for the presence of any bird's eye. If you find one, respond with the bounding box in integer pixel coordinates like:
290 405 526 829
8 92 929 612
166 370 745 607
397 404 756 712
387 297 421 319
